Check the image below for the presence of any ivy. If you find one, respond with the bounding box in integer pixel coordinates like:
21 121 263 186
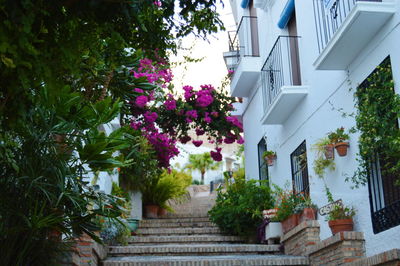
350 57 400 187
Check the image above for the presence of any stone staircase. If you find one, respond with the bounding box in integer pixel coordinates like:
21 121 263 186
102 188 309 265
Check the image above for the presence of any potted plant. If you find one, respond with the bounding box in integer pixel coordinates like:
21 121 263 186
274 189 306 234
328 127 350 156
327 204 356 235
312 138 336 179
263 150 277 166
263 209 283 244
294 197 318 223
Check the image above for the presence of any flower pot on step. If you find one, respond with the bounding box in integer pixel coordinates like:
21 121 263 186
144 205 159 219
265 222 283 242
281 213 300 234
335 142 349 157
328 218 354 235
158 207 167 217
300 208 317 223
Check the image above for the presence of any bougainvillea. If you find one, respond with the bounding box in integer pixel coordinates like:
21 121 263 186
125 57 243 168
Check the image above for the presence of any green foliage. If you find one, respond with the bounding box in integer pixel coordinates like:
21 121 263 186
192 179 203 185
142 169 192 210
352 57 400 187
208 179 274 238
327 127 349 144
326 204 356 221
312 137 336 178
185 152 221 184
262 150 276 158
273 186 308 222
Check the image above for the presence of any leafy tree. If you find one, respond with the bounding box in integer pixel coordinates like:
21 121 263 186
185 152 221 184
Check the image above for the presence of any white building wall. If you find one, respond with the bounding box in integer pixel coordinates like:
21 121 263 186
227 0 400 256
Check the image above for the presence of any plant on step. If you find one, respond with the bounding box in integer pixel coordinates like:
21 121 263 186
273 186 307 222
142 169 192 211
208 179 274 239
312 137 336 178
100 218 131 246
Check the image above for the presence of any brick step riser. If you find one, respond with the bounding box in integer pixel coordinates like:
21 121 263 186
103 257 309 266
127 241 244 245
136 228 221 235
140 217 210 223
129 236 244 244
138 222 215 228
108 251 280 257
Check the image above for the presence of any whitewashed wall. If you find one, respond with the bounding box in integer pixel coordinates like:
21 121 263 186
229 0 400 256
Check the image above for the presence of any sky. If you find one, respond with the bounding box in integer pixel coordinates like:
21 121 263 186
170 2 236 91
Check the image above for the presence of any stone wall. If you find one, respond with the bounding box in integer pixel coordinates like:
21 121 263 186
348 249 400 266
306 232 365 265
281 220 320 256
61 234 107 266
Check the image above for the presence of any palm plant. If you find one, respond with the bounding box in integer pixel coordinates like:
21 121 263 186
185 152 221 184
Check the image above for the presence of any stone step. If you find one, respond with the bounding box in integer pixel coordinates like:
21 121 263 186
139 221 216 228
140 217 210 224
129 235 244 244
102 254 310 266
107 244 281 256
136 227 221 235
163 212 210 218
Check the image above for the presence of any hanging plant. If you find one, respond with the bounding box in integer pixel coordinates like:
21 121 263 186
312 137 336 178
328 127 350 157
263 150 277 166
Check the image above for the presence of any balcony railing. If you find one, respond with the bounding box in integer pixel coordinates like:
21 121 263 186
313 0 382 53
228 16 260 68
261 36 301 108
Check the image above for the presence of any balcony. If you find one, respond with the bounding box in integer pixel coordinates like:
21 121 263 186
223 16 260 97
230 99 245 120
261 36 308 125
313 0 395 70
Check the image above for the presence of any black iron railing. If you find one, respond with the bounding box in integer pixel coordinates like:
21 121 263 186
261 36 301 109
228 16 260 67
313 0 382 53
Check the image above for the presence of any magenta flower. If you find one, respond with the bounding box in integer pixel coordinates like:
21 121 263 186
135 95 148 108
224 137 235 144
185 110 198 120
144 111 158 123
164 94 176 111
183 85 194 101
210 147 222 161
192 140 203 147
196 89 214 107
153 0 162 7
134 88 144 93
195 128 205 136
237 136 244 144
204 112 212 123
179 135 191 144
211 111 219 117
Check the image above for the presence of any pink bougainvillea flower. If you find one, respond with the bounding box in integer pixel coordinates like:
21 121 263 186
134 88 144 93
224 137 235 144
192 140 203 147
210 147 222 161
237 136 245 144
153 0 162 7
179 135 191 144
135 95 148 108
211 111 219 117
196 88 214 107
204 112 212 123
164 94 176 111
228 69 234 75
195 128 205 136
183 85 194 101
144 111 158 123
185 110 198 120
130 121 143 130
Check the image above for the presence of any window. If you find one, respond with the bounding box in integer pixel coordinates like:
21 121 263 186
257 138 269 182
358 57 400 234
290 141 309 196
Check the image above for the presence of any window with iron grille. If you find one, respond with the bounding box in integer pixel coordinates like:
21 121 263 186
257 138 269 183
358 57 400 234
290 141 309 196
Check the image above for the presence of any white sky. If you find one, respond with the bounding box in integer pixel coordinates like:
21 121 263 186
170 2 236 90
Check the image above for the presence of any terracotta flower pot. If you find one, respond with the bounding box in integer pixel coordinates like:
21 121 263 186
265 155 276 166
300 208 317 223
335 142 349 157
328 218 354 235
281 213 300 234
324 144 335 159
158 207 167 217
144 205 159 219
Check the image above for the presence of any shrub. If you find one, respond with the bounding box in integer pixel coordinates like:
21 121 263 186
273 188 308 222
100 219 130 246
208 179 274 238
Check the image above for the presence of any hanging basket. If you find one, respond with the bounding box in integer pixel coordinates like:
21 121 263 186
265 155 277 166
335 142 349 157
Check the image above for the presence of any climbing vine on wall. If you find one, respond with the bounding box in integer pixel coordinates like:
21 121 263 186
350 57 400 187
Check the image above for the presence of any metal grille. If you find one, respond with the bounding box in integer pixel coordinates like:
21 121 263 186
228 16 260 69
261 36 301 112
257 138 269 183
290 141 309 196
313 0 381 53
